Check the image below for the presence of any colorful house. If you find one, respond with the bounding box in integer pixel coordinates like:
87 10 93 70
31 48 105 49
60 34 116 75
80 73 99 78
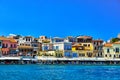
73 36 94 57
103 43 114 59
103 42 120 59
93 40 103 57
9 38 18 56
72 43 94 57
0 37 17 56
53 42 72 58
18 43 33 56
31 38 42 56
40 42 72 58
112 42 120 58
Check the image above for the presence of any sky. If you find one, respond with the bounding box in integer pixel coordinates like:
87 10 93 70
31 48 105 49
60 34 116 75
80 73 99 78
0 0 120 40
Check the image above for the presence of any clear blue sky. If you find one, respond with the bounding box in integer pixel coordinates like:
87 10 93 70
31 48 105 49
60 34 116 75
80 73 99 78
0 0 120 40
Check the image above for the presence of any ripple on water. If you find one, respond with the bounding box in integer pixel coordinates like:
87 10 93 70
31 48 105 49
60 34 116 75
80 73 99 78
0 65 120 80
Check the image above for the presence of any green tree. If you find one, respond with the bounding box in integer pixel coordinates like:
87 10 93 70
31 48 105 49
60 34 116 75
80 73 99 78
111 38 120 43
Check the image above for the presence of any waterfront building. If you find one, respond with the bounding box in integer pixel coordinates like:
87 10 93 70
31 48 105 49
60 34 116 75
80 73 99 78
39 43 54 57
23 36 34 46
103 43 114 59
103 42 120 59
112 42 120 58
31 38 42 57
72 43 84 57
16 36 35 56
0 37 17 56
42 43 53 51
72 43 94 57
18 43 33 56
40 41 72 58
93 39 103 57
9 38 18 56
53 42 72 57
75 36 94 57
15 36 34 46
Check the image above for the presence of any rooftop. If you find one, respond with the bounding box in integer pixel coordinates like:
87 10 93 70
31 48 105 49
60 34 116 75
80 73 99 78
77 36 92 39
113 41 120 44
104 43 112 47
0 37 17 43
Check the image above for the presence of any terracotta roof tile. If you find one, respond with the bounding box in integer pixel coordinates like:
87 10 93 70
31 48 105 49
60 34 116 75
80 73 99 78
8 38 17 43
113 42 120 44
104 43 112 47
0 37 17 43
0 37 9 41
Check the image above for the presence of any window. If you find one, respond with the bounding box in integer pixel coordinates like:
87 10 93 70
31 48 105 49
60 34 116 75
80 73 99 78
115 48 119 53
2 43 5 48
29 38 30 41
97 42 98 45
83 44 87 47
88 44 90 47
44 46 48 50
11 44 13 48
109 54 111 57
94 47 97 50
79 53 85 57
14 44 16 48
0 42 1 46
105 54 107 57
6 44 8 48
64 45 71 50
114 55 116 58
107 48 110 53
56 46 59 50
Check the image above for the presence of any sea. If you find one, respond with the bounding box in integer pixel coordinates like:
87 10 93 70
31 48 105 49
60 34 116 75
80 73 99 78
0 64 120 80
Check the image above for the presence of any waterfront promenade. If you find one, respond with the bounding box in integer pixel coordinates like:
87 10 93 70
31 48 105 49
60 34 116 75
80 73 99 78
2 56 120 61
0 56 120 65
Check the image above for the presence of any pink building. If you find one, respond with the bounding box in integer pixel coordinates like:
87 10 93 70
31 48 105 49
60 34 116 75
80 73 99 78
0 37 17 56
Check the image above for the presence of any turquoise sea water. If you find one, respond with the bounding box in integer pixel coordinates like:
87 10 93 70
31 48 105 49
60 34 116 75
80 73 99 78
0 64 120 80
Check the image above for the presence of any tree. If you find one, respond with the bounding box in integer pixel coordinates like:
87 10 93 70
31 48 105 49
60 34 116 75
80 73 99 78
111 38 120 43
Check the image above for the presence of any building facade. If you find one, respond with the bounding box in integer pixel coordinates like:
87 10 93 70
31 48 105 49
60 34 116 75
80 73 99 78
103 42 120 59
93 40 103 57
75 36 94 57
0 37 17 56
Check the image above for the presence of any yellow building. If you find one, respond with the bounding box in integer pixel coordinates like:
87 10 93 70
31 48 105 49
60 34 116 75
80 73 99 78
72 43 94 57
72 36 94 57
103 42 120 59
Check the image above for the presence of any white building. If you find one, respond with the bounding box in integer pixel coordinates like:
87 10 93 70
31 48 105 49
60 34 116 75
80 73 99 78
53 42 72 51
